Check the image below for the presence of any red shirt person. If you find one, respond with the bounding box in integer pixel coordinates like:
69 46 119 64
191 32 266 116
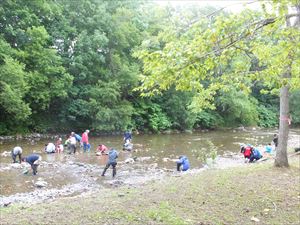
97 144 108 154
81 130 90 152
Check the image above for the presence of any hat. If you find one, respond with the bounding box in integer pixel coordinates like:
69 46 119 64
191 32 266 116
86 130 90 133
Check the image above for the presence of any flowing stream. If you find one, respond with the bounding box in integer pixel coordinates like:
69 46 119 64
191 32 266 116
0 128 299 206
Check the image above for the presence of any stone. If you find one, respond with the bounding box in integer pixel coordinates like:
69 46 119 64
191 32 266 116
124 158 134 164
1 151 11 157
35 181 48 188
11 163 22 169
250 216 260 222
137 157 151 162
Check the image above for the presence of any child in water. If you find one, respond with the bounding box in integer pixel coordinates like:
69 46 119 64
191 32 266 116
265 143 273 154
97 144 108 155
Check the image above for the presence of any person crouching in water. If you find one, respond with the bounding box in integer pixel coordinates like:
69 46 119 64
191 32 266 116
97 144 108 155
240 144 253 163
249 148 263 163
11 146 23 163
101 148 118 178
44 142 56 154
55 137 64 153
176 156 190 171
22 154 42 175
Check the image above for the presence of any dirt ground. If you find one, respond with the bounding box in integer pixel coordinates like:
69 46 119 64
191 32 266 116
0 153 299 225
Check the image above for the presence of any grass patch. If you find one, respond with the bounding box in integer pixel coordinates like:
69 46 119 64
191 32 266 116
146 201 190 225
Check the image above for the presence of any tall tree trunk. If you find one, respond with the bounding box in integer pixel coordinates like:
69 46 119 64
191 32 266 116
274 5 297 167
274 74 290 167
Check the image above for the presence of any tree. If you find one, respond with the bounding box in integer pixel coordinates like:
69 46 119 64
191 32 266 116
134 1 300 167
0 38 31 134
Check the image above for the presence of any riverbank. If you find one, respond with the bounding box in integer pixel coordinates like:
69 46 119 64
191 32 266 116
1 154 299 225
0 126 281 141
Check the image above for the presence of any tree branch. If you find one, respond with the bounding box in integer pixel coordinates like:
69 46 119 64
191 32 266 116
176 17 276 72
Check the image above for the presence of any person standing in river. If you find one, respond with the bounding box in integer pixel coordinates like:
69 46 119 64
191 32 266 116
123 130 132 143
22 154 42 175
11 146 22 163
81 129 90 152
272 134 278 148
101 148 118 178
66 133 77 154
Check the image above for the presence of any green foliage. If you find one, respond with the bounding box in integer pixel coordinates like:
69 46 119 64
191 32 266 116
216 89 259 126
159 89 197 130
290 90 300 125
132 99 171 133
148 105 172 132
1 0 297 134
0 38 31 134
195 110 224 129
257 105 278 128
191 140 218 165
134 1 300 133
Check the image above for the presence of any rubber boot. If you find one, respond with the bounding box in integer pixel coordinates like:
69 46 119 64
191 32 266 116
112 167 116 178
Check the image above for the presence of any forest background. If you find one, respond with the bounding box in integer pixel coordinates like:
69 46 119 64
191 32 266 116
1 0 299 135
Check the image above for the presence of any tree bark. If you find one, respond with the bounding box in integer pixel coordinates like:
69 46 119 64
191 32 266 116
274 2 300 167
274 76 290 167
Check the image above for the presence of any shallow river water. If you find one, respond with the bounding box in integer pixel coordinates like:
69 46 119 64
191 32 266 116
0 128 299 206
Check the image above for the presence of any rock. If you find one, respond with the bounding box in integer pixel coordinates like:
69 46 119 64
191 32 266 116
250 216 260 222
137 157 151 162
11 163 22 169
23 168 29 174
35 181 48 188
148 163 158 169
3 201 11 207
1 151 11 157
124 158 134 164
74 162 85 167
236 126 246 131
106 180 124 187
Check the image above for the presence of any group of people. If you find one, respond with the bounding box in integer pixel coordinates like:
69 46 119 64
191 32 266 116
11 130 132 177
11 146 42 175
11 130 278 177
43 130 91 155
64 129 91 154
240 134 278 163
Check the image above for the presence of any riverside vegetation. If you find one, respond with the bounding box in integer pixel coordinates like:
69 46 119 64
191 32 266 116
1 0 300 136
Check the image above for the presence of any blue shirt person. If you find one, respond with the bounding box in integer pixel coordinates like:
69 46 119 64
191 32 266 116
22 154 42 175
249 148 263 163
176 156 190 171
265 143 272 154
123 131 132 143
101 149 118 177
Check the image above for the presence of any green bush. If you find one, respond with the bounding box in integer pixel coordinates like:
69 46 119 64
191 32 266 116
290 90 300 125
257 105 278 128
216 89 259 127
194 110 224 129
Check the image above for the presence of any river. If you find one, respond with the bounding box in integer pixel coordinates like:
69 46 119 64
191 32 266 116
0 128 299 206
